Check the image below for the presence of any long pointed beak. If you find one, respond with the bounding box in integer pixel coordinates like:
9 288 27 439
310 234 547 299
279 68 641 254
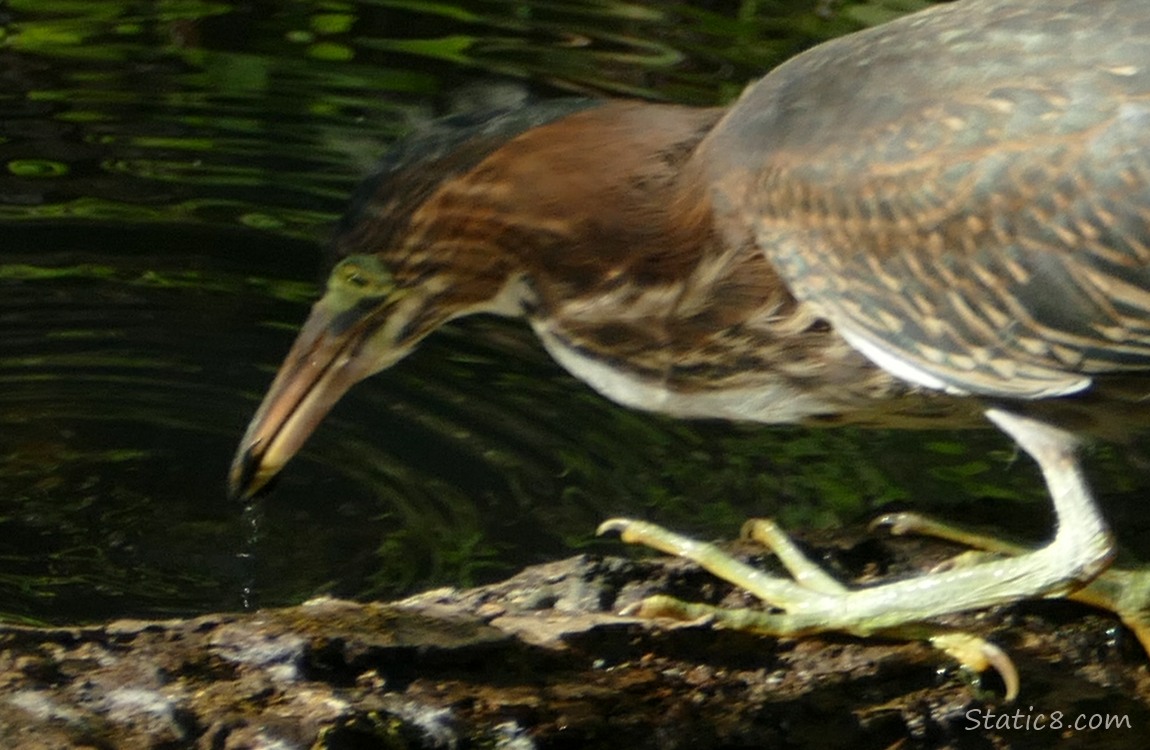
228 301 381 500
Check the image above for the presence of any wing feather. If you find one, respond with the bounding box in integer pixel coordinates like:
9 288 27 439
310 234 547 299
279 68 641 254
699 0 1150 399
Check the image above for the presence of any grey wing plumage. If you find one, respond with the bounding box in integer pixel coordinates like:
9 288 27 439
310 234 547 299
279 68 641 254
702 0 1150 399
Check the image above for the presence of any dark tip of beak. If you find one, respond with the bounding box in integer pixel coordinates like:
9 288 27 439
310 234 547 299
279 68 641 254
228 444 273 502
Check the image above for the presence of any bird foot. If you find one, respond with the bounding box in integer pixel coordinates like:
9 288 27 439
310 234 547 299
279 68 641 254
598 411 1117 702
598 516 1020 700
872 510 1150 658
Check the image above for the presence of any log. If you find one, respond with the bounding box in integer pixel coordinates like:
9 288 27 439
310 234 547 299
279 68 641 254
2 531 1147 749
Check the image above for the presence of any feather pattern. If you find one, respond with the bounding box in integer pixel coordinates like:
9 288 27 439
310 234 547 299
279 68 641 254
698 0 1150 400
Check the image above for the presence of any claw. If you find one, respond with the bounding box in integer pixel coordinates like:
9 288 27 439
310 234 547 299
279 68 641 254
930 632 1020 702
869 511 926 537
597 517 629 537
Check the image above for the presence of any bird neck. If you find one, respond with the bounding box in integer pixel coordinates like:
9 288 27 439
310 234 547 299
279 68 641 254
395 100 728 319
380 100 916 424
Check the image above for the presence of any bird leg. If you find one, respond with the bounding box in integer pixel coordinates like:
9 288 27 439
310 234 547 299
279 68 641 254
598 516 1020 699
598 409 1117 700
871 510 1150 656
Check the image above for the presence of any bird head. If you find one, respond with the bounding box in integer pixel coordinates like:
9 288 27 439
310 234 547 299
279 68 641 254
228 250 448 499
228 99 723 500
225 103 590 500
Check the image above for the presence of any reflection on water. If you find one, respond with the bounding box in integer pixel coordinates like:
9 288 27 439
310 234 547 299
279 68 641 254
0 0 862 233
1 0 1146 624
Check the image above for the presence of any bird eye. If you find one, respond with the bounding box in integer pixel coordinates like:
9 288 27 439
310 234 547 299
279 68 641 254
342 266 368 288
329 255 394 298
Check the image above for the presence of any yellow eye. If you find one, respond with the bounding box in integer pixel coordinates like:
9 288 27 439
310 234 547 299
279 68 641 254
330 255 394 297
342 266 368 288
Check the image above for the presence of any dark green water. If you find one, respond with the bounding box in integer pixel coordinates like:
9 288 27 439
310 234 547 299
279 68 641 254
1 0 1145 624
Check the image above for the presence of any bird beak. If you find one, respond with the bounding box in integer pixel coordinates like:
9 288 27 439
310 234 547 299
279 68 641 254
228 298 387 500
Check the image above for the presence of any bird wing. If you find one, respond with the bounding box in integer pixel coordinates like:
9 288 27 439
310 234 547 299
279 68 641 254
700 0 1150 399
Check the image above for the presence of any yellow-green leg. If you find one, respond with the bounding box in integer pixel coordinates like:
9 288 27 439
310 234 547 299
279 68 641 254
599 409 1117 701
602 517 1020 698
872 510 1150 655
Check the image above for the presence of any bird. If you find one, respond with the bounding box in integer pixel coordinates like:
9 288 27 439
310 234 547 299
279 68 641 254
230 0 1150 697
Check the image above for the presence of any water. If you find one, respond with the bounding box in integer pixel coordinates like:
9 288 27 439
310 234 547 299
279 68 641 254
1 0 1144 625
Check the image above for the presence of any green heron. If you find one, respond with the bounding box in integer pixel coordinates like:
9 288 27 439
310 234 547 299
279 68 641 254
231 0 1150 695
